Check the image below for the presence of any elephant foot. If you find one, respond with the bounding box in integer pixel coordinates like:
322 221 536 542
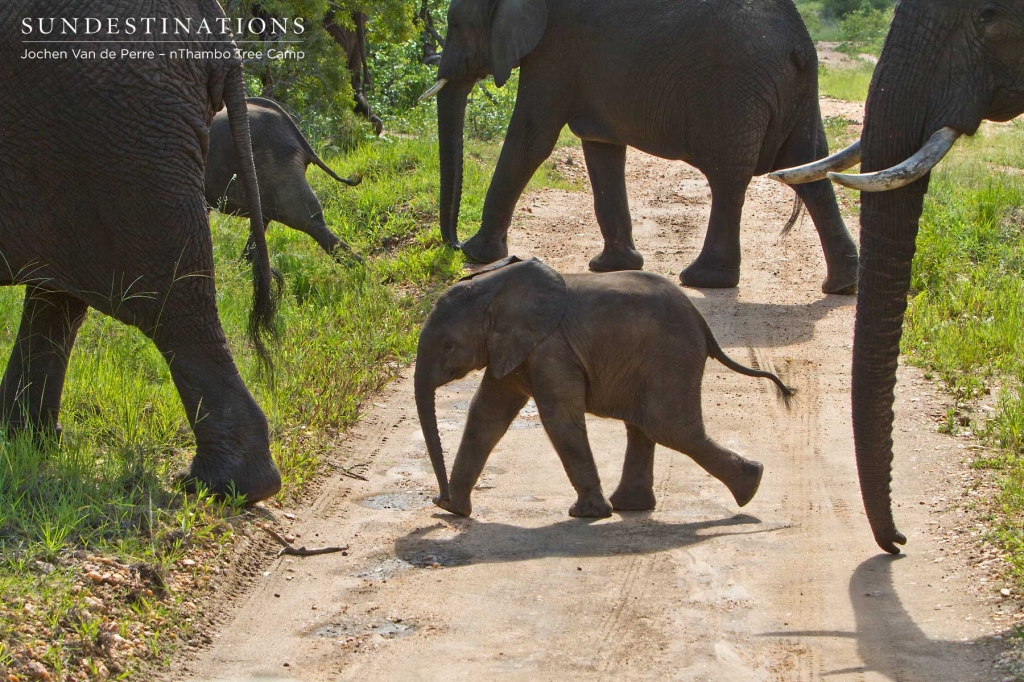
821 253 859 295
679 256 740 289
589 247 644 273
329 243 365 267
726 460 763 508
569 494 613 518
460 233 509 264
433 495 472 517
174 456 282 503
609 486 656 512
2 414 63 443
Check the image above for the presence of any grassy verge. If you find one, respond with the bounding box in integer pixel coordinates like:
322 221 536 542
0 126 578 680
819 62 875 102
900 119 1024 583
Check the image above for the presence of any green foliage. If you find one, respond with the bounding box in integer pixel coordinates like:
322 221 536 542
900 120 1024 585
794 1 843 41
820 0 892 20
368 35 437 115
229 0 423 144
839 4 893 54
794 0 891 42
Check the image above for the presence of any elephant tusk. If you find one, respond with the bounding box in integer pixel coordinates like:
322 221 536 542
418 78 449 102
768 140 861 185
828 127 961 192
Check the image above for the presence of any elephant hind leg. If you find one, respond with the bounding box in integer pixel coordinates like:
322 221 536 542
679 173 752 289
1 288 89 437
773 111 859 295
609 423 657 511
651 420 763 507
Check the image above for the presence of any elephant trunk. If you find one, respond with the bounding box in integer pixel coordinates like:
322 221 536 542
223 66 277 371
437 81 473 248
414 363 451 501
852 16 941 554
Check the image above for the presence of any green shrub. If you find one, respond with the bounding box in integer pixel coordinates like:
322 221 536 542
840 4 894 53
821 0 891 20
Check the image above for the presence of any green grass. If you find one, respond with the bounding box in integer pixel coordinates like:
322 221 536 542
819 62 875 102
901 119 1024 583
0 126 579 678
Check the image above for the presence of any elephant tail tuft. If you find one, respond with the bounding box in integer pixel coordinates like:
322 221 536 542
702 320 796 410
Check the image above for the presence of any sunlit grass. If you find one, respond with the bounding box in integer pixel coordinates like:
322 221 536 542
818 61 875 102
902 120 1024 583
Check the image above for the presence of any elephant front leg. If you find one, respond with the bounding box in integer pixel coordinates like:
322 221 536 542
609 424 657 511
535 401 611 519
1 288 89 437
461 104 563 264
582 141 644 272
679 174 751 289
440 372 529 516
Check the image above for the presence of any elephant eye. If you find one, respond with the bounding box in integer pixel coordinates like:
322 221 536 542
443 342 455 353
978 5 1000 23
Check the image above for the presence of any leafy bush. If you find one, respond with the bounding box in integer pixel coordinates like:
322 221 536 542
840 4 894 52
821 0 891 20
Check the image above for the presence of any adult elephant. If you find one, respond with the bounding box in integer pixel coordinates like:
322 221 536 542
1 0 281 501
771 0 1024 553
422 0 860 293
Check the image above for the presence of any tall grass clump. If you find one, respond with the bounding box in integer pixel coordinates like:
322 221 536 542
902 120 1024 582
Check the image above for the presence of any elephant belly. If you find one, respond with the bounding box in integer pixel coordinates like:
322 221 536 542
567 116 694 162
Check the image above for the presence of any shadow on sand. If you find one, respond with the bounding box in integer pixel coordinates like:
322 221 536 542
394 512 784 567
688 287 855 349
762 555 1007 681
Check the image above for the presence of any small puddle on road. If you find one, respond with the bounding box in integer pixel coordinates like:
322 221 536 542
356 490 434 511
312 618 416 640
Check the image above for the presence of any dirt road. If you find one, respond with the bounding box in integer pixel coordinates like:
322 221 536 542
182 111 1011 681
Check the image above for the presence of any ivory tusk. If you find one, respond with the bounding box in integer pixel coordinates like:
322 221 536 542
828 127 961 192
768 140 861 184
418 78 449 102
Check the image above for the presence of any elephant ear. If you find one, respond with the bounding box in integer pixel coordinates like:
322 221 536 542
490 0 548 88
485 259 566 378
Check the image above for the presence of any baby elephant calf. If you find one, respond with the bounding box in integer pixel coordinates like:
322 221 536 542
415 257 793 518
206 97 362 261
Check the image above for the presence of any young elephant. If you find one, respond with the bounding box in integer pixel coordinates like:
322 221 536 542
415 257 794 518
206 97 363 261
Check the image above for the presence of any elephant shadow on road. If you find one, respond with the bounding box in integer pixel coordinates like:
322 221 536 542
688 288 855 350
394 512 782 567
763 555 1006 681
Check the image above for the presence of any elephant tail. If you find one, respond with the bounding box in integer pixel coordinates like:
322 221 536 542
780 192 805 238
702 321 795 408
225 75 279 375
248 96 363 187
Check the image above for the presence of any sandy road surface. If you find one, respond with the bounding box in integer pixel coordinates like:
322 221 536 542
182 110 1010 681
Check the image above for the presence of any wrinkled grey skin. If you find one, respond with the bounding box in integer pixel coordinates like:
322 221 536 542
206 97 363 262
842 0 1024 554
0 0 281 501
434 0 859 293
414 258 794 517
